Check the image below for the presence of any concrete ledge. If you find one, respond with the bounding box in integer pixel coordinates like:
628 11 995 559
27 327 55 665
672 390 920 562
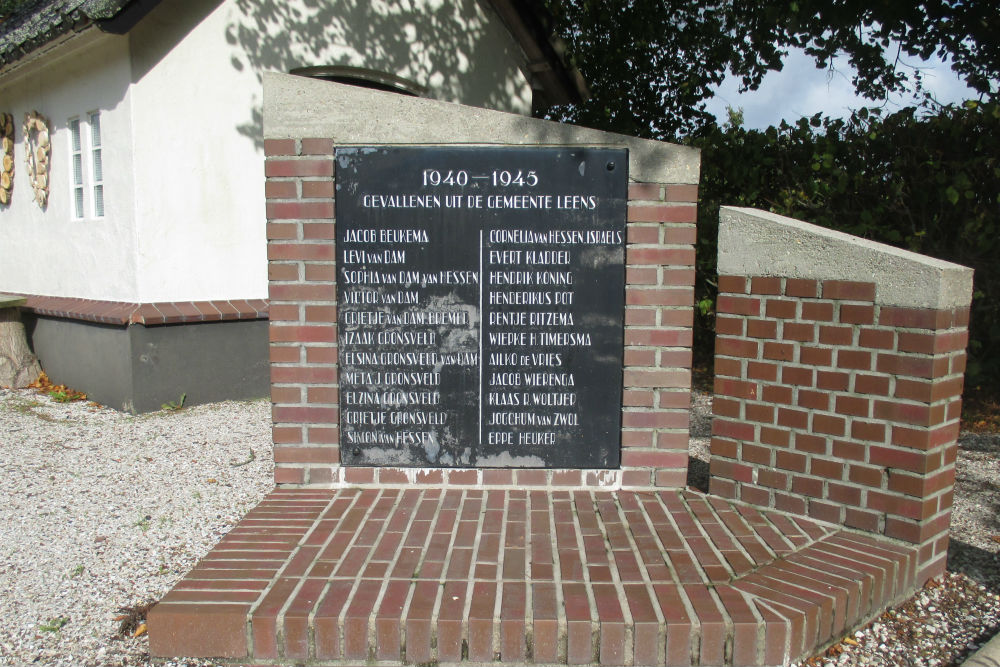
963 630 1000 667
262 71 701 185
718 207 973 310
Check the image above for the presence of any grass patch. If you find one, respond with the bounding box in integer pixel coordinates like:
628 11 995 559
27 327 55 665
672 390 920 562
2 396 57 422
38 616 69 633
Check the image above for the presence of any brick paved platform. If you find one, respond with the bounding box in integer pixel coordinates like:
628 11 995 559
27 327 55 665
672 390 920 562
149 487 919 666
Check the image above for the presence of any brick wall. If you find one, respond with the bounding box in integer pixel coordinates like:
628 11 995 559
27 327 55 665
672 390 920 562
265 138 697 490
709 207 973 581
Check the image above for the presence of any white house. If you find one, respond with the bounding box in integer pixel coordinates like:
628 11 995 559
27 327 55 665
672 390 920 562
0 0 584 411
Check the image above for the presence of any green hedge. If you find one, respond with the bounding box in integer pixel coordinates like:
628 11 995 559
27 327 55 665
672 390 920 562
690 102 1000 392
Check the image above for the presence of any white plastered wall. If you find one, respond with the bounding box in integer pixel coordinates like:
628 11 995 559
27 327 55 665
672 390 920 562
0 32 138 301
127 0 535 302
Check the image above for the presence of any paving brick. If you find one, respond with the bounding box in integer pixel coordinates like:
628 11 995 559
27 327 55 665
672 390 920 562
148 603 251 658
592 582 626 664
831 533 916 597
652 582 694 666
753 599 791 666
437 580 468 662
282 577 327 659
374 579 409 660
623 583 662 665
312 579 354 659
717 585 763 666
468 580 499 661
563 581 595 664
737 577 820 660
151 488 923 667
775 559 859 628
686 584 726 665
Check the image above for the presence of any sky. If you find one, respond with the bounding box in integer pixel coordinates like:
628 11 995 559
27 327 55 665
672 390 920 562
703 48 980 130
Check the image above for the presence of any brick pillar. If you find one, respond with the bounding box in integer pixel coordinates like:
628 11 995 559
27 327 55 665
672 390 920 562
265 137 340 485
621 183 697 488
709 207 973 581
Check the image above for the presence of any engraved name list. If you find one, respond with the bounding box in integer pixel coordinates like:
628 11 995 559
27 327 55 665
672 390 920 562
336 146 627 469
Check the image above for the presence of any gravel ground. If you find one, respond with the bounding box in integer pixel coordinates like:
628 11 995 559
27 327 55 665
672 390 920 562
0 388 273 667
0 386 997 666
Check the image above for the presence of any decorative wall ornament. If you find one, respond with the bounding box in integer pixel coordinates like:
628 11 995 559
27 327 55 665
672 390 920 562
0 113 13 205
23 110 50 209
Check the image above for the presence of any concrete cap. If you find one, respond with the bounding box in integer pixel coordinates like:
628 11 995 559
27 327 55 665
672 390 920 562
718 207 974 310
262 71 700 185
962 630 1000 667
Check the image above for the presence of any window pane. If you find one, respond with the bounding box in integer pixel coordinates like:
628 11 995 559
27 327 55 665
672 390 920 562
74 187 84 219
73 154 83 186
92 149 102 182
69 119 81 151
89 112 101 147
93 184 104 217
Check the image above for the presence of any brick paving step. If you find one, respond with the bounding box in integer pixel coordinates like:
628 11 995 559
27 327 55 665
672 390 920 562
149 487 919 666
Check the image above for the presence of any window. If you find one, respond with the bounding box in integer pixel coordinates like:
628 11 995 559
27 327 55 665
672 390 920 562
69 118 84 218
89 112 103 218
68 111 104 219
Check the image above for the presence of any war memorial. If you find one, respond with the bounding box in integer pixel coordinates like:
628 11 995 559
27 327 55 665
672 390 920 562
149 73 973 667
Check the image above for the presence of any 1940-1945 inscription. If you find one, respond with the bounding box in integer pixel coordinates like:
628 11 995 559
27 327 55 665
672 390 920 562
336 146 627 468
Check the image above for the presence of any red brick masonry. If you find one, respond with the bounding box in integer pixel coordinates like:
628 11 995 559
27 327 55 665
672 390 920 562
710 276 967 582
16 294 268 325
265 138 698 489
150 487 917 666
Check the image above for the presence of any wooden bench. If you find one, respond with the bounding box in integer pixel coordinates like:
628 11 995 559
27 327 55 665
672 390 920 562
0 293 41 388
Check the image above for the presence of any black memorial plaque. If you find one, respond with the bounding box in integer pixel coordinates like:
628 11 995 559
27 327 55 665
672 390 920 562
336 146 627 468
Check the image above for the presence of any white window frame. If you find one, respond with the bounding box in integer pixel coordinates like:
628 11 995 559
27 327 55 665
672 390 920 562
88 111 103 218
67 111 105 220
68 117 84 219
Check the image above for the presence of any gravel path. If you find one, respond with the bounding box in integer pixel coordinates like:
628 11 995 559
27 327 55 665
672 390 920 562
0 389 273 666
0 386 997 666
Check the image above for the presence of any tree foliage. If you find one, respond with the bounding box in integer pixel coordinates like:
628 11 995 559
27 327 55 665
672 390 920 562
0 0 28 19
542 0 1000 390
543 0 999 141
692 103 1000 387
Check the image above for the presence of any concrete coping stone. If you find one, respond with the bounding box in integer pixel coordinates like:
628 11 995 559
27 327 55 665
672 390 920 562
962 630 1000 667
0 293 26 309
718 206 974 310
261 71 701 185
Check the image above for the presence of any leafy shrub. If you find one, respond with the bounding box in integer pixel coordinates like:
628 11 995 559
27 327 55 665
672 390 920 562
691 101 1000 391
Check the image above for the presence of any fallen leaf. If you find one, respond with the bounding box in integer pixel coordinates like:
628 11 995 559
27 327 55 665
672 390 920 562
843 637 859 646
115 601 153 638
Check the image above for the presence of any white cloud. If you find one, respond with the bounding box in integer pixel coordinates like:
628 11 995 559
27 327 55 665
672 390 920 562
704 47 979 130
